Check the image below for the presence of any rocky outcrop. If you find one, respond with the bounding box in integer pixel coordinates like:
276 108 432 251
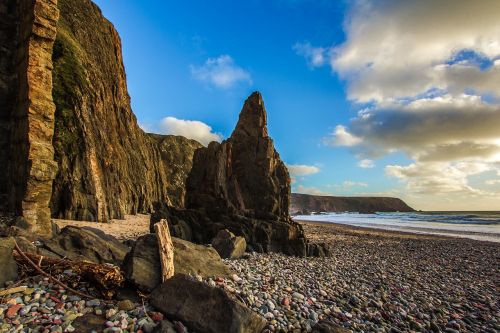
290 193 415 214
123 233 233 292
211 229 247 259
43 226 130 265
148 134 203 208
150 274 268 333
186 92 290 220
0 0 59 238
152 93 328 256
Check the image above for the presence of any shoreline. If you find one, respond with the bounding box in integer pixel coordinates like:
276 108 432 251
295 218 500 244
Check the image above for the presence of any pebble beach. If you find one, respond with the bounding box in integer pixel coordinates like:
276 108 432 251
1 219 499 333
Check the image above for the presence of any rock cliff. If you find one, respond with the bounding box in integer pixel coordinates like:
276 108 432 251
49 0 174 221
1 0 202 235
0 0 59 238
152 93 328 256
290 193 415 214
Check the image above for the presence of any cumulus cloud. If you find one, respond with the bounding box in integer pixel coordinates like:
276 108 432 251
190 55 252 89
358 159 374 168
293 42 328 68
287 164 320 177
159 117 222 146
323 125 362 146
330 0 500 103
306 0 500 207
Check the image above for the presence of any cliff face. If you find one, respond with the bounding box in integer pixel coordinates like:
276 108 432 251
49 0 190 221
148 134 202 208
0 0 59 238
1 0 201 233
290 193 415 214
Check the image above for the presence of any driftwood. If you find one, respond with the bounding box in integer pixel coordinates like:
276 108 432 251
13 241 124 299
154 219 174 282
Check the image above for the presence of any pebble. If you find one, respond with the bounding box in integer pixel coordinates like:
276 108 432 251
215 222 499 333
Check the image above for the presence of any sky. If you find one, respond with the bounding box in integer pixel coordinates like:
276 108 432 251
92 0 500 211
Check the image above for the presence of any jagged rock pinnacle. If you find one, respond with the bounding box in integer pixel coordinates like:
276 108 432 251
232 91 268 138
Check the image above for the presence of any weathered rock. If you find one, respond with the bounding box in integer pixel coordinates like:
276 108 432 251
150 274 267 333
211 229 247 259
122 234 232 291
152 93 327 256
43 226 129 265
149 134 203 208
291 193 415 214
187 92 290 220
0 0 59 238
0 237 18 287
49 0 168 222
311 320 353 333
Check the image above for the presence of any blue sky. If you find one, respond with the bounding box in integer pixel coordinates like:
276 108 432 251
93 0 500 211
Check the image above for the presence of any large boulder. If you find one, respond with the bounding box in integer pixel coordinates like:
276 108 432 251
150 274 267 333
152 92 328 257
211 229 246 259
43 226 130 265
122 234 233 292
0 237 18 287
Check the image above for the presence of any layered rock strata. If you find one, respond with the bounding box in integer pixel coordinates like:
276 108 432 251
49 0 172 221
0 0 59 238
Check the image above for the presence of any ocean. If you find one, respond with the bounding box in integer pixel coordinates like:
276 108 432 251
295 211 500 243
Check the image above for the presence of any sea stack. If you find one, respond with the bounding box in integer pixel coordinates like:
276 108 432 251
186 92 290 221
152 92 328 256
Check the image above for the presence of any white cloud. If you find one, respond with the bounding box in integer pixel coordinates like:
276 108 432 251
190 55 252 89
323 125 362 146
158 117 222 146
485 179 500 185
293 42 328 68
287 164 320 177
330 0 500 103
358 159 374 168
385 162 495 195
342 181 368 188
295 185 331 196
307 0 500 209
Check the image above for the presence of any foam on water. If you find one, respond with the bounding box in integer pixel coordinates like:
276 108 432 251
295 212 500 243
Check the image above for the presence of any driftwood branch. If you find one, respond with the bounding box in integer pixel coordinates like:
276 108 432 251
154 219 175 282
13 240 124 299
13 239 95 299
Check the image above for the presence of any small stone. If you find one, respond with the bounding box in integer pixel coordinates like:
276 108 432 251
7 304 22 318
86 299 101 307
117 300 135 311
106 308 118 319
292 292 304 300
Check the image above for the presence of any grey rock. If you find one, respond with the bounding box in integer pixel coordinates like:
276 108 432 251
122 234 232 291
150 274 267 333
0 237 18 287
211 229 247 259
44 226 129 265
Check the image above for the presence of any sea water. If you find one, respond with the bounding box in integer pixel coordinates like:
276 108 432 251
295 211 500 243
